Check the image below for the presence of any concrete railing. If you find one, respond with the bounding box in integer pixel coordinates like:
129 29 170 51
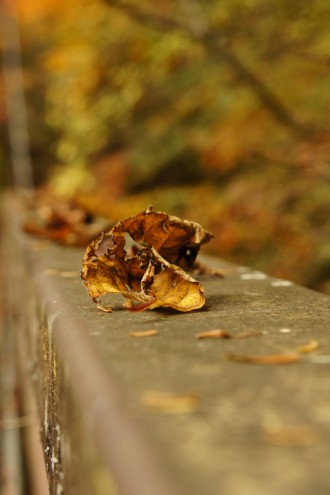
2 194 330 495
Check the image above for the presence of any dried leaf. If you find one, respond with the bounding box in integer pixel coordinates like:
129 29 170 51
23 193 110 247
96 304 113 313
297 339 319 354
226 352 300 364
130 329 159 338
196 329 263 340
141 390 200 414
196 329 231 339
82 207 210 312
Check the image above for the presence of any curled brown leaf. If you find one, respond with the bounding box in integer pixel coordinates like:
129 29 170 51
117 205 213 271
82 207 212 312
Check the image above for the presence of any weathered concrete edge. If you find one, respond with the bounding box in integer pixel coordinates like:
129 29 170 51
4 195 182 495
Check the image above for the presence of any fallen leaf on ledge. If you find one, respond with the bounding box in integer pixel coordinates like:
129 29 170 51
130 329 159 338
196 329 231 339
82 206 212 312
141 390 200 414
23 193 110 247
297 339 319 354
196 329 263 340
226 352 300 364
96 304 113 313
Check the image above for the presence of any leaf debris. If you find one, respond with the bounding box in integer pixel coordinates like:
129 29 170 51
96 304 113 313
196 329 231 339
130 329 159 338
23 193 109 246
196 329 264 340
297 339 319 354
226 352 300 365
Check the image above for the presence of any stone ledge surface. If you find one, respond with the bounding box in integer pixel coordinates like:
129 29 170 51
2 195 330 495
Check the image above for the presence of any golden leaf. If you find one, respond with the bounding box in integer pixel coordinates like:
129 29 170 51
81 207 210 312
129 330 159 338
297 339 319 354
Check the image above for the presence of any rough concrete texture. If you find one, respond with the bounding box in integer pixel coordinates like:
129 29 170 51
2 197 330 495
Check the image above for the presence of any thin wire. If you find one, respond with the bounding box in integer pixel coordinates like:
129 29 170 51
0 0 34 190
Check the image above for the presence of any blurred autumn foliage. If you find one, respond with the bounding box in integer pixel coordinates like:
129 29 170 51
1 0 330 293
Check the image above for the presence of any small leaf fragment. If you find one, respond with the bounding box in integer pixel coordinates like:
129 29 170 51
130 329 159 338
196 329 263 340
96 304 113 313
141 390 200 414
196 329 231 339
226 352 300 365
297 339 319 354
